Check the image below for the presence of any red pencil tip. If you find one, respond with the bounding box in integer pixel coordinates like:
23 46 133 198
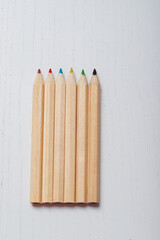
37 69 41 74
49 68 52 73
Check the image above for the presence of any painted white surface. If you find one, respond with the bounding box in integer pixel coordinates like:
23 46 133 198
0 0 160 239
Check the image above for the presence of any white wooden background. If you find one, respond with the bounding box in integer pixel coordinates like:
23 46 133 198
0 0 160 239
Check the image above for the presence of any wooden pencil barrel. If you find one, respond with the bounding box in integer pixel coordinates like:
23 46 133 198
87 76 100 203
64 71 76 203
30 73 44 203
42 73 55 203
53 73 65 202
76 75 88 203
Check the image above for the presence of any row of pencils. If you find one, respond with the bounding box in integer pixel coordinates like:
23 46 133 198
30 68 100 204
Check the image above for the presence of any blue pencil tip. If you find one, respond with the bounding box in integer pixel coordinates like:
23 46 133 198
59 68 63 74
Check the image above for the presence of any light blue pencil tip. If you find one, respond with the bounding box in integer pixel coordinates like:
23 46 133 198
59 68 63 74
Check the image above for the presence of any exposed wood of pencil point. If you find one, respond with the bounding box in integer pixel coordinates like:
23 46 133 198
30 70 44 203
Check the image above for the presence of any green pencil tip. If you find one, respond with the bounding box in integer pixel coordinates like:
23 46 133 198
81 69 85 75
70 67 73 73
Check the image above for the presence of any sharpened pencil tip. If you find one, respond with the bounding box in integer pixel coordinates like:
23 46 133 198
59 68 63 74
81 69 85 75
70 67 73 73
93 69 97 75
37 69 41 74
49 68 52 73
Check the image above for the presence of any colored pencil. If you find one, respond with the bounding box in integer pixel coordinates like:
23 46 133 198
76 69 88 203
53 68 65 202
30 69 44 203
42 69 55 203
64 68 76 203
87 69 100 203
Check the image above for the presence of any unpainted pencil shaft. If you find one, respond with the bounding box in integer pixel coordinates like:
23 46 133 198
64 72 76 203
30 73 44 203
53 73 65 202
76 75 88 203
87 75 100 203
42 73 55 203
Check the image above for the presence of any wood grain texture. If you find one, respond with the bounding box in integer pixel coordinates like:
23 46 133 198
76 74 88 203
53 73 65 202
42 72 55 203
30 73 44 203
64 72 76 203
0 0 160 239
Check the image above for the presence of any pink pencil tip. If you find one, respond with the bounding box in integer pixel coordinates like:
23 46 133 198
37 69 41 73
49 68 52 73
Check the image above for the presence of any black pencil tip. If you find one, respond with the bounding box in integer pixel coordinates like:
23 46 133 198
93 69 97 75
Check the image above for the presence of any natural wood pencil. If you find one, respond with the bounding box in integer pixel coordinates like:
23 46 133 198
87 69 100 203
42 69 55 203
53 68 65 202
76 69 88 203
64 68 76 203
30 69 44 203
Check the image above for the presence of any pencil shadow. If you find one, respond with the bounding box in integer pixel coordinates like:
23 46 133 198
32 202 99 208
